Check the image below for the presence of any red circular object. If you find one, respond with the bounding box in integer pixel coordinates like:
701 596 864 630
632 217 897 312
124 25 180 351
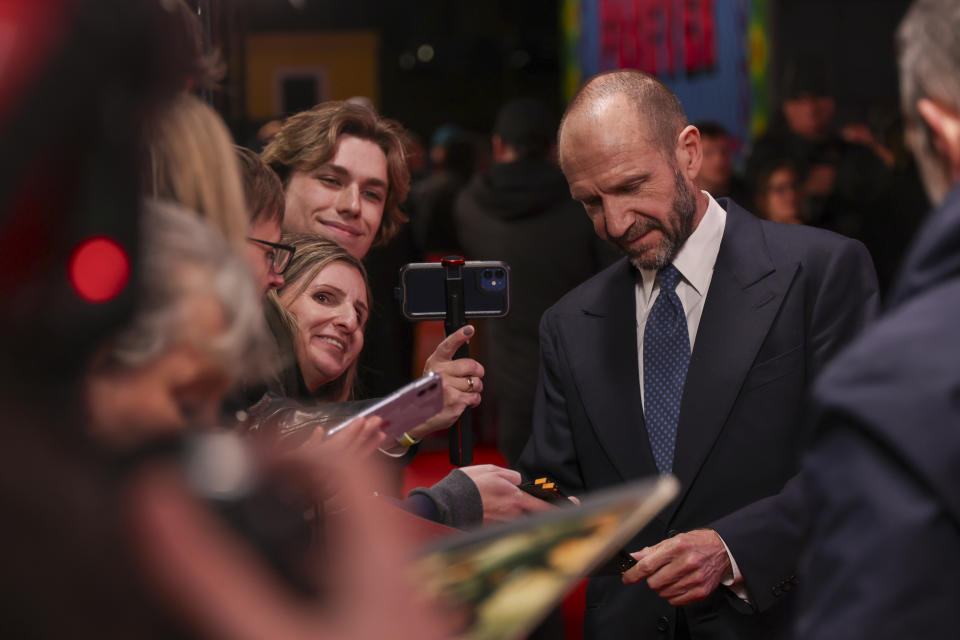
68 237 130 303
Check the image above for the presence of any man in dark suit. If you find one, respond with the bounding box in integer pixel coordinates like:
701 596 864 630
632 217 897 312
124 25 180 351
517 70 878 639
794 1 960 637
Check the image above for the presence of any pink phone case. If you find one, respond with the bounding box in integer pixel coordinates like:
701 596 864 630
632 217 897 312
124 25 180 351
325 373 444 441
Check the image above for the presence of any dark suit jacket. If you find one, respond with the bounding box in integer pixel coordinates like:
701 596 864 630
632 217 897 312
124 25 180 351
794 183 960 639
517 199 879 640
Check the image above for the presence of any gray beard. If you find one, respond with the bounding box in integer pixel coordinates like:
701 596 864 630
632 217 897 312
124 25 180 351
622 167 697 270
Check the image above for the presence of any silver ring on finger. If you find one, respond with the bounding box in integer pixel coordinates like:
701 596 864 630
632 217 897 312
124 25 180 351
466 376 475 391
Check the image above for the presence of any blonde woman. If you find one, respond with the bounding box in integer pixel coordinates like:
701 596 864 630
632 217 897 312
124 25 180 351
266 233 371 403
144 93 248 250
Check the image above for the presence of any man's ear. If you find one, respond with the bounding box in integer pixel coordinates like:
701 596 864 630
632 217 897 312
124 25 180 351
675 125 702 180
917 98 960 179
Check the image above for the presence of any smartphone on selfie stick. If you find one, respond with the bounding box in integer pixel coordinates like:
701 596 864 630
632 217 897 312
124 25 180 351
397 257 511 466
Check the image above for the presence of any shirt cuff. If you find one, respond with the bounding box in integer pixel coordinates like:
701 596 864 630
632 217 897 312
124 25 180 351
716 532 751 603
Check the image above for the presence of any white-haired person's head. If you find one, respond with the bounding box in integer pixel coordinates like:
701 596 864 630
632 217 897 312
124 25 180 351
85 200 274 449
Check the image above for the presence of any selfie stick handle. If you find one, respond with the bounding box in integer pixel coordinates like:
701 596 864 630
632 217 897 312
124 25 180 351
442 256 473 466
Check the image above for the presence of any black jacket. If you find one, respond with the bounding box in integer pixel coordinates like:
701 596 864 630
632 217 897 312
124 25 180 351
796 183 960 639
454 159 617 462
519 200 879 640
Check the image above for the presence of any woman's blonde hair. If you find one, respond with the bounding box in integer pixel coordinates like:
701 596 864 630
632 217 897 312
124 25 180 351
144 93 247 251
261 101 410 248
268 232 371 402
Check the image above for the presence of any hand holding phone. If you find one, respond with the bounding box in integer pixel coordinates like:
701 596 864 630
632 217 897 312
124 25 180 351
325 373 444 444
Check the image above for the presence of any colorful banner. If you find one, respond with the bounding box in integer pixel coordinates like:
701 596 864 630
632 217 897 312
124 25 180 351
561 0 769 152
561 0 582 102
683 0 716 74
747 0 771 137
597 0 679 76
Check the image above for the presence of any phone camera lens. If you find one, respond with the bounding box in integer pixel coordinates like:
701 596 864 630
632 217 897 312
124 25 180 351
483 269 492 278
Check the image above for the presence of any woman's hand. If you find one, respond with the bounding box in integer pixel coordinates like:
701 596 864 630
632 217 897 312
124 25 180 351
409 325 485 441
278 416 386 501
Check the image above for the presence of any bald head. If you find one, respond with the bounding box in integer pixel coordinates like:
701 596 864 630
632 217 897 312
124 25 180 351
559 70 689 166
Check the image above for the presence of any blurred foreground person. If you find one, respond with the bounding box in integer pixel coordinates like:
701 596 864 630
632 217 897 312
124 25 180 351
0 0 221 633
0 2 459 639
0 0 443 640
144 92 249 250
85 200 272 449
128 442 459 640
796 1 960 637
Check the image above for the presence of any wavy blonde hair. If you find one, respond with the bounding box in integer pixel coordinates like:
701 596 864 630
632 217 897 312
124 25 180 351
144 93 248 251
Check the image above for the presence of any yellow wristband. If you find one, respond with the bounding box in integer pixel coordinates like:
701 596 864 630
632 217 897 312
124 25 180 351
398 432 419 448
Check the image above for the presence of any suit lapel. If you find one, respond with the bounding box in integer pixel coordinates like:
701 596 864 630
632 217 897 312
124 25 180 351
665 202 797 521
560 260 659 482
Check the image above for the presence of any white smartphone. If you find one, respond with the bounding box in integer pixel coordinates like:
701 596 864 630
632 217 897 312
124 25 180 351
325 372 444 442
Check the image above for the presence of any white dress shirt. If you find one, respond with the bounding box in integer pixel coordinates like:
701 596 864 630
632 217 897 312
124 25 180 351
635 192 725 409
633 192 749 600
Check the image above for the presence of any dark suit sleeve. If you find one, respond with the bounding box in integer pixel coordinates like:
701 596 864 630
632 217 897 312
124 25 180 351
804 237 880 377
516 310 586 495
795 422 960 639
712 236 879 612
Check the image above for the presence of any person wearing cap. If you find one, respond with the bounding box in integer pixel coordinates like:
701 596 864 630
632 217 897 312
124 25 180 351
454 98 618 463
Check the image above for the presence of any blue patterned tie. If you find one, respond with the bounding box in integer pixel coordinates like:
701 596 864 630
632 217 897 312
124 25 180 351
643 264 690 473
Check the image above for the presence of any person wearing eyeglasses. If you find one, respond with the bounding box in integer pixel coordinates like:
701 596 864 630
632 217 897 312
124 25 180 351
237 146 296 296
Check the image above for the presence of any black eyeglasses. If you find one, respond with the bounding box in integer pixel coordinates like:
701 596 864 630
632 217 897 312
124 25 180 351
247 237 295 275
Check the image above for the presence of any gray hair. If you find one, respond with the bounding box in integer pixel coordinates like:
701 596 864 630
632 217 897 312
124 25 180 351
102 200 275 383
897 1 960 141
559 69 689 161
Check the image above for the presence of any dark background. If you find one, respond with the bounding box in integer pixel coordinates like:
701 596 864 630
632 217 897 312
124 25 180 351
204 0 913 150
